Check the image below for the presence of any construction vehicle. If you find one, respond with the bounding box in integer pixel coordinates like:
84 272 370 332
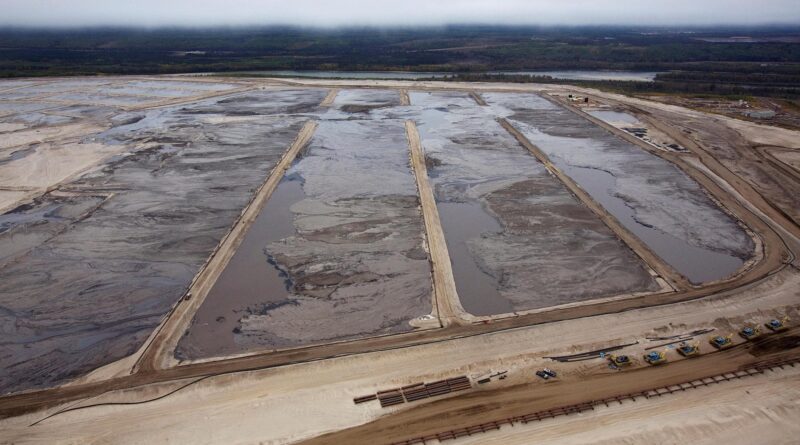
765 317 789 333
644 350 667 365
709 334 734 350
739 325 761 340
608 354 632 367
677 342 700 357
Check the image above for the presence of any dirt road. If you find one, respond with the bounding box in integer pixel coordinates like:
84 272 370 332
2 77 800 445
136 120 319 372
499 118 687 291
302 333 800 445
406 120 469 326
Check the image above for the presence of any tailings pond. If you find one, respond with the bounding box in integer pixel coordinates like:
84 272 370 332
485 93 754 284
177 89 432 359
410 91 658 316
0 84 326 394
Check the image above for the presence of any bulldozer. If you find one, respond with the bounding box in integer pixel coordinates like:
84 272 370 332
709 334 734 350
765 317 790 333
677 342 700 357
608 354 633 368
739 325 761 341
644 350 667 365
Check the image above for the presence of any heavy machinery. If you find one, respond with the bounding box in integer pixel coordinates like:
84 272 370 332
709 334 734 350
765 317 790 333
677 342 700 357
739 325 761 340
644 350 667 365
608 354 632 368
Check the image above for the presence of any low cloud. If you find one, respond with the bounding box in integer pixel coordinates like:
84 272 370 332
2 0 799 28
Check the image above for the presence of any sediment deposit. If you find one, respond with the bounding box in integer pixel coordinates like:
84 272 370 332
177 89 432 358
0 82 325 393
486 92 754 283
409 91 658 315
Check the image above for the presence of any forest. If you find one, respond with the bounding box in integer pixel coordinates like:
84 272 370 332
1 25 799 97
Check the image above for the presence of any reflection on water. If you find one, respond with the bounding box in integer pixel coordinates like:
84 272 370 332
180 176 304 357
561 164 744 284
437 201 514 316
489 71 659 82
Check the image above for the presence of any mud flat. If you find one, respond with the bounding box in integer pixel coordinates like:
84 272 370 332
176 89 432 359
486 93 755 284
0 86 326 394
0 78 240 109
409 91 658 316
333 88 400 113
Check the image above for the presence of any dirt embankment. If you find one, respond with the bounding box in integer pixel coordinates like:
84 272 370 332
301 333 800 445
0 86 328 394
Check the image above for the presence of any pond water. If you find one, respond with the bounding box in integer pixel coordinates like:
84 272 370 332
561 164 745 284
489 71 660 82
179 176 305 357
437 201 513 316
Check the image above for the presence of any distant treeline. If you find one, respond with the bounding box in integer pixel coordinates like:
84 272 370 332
1 26 799 97
655 70 800 86
445 73 800 99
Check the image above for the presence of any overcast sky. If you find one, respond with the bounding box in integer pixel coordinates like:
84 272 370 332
2 0 799 28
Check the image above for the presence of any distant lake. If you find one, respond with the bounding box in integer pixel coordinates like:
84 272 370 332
221 70 448 79
488 71 660 82
209 70 661 82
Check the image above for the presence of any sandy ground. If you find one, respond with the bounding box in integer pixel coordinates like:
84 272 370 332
0 191 30 213
2 76 800 444
0 141 123 188
406 120 464 325
449 365 800 445
0 123 97 151
2 264 797 444
767 147 800 174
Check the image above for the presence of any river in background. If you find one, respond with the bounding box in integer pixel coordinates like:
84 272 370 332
203 70 661 82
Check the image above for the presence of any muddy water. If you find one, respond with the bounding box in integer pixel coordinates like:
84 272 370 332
410 91 658 315
485 92 753 284
437 202 511 315
0 86 328 394
178 89 432 358
561 165 744 283
587 110 640 124
176 177 304 359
